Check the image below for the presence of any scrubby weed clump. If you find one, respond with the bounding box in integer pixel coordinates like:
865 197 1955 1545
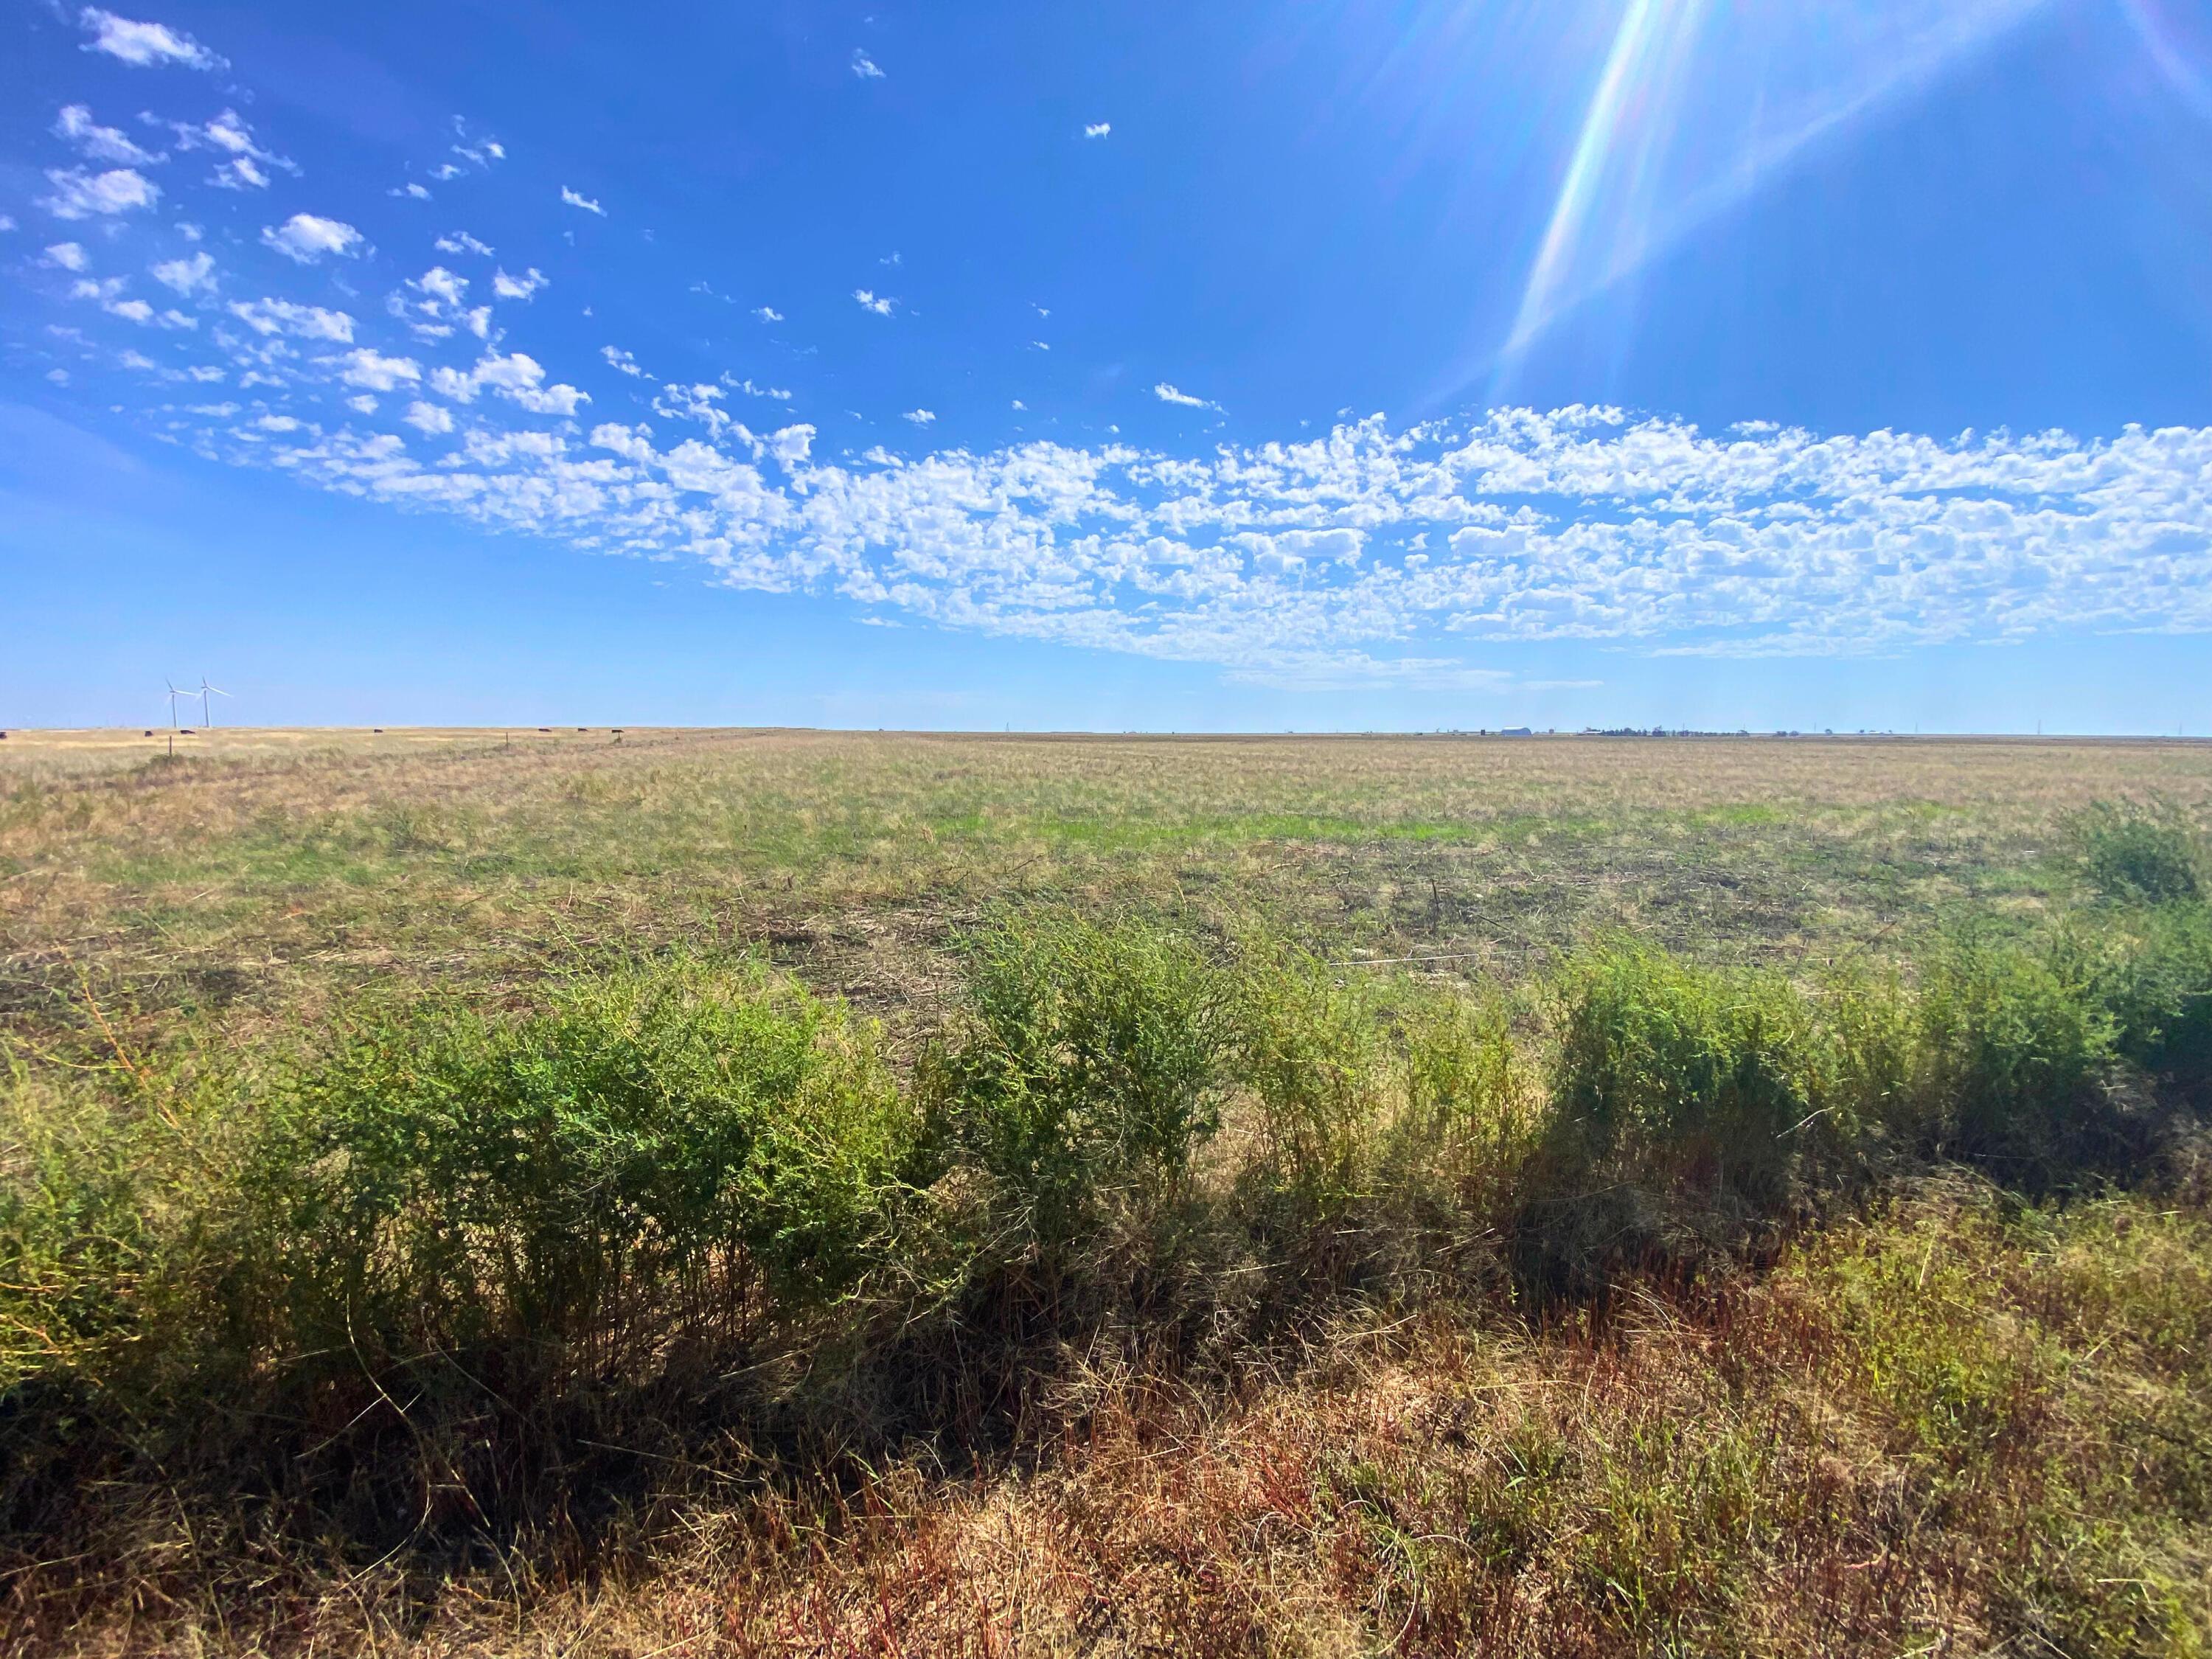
2097 901 2212 1091
1518 945 1832 1292
917 912 1234 1260
1914 936 2125 1180
0 957 929 1582
2077 799 2206 904
244 958 914 1386
5 878 2212 1651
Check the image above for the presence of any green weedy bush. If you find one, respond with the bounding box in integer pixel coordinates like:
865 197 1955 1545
1913 939 2118 1180
1817 967 1920 1155
243 958 914 1384
2076 801 2204 904
1517 945 1829 1292
919 914 1235 1257
0 1068 170 1393
2093 905 2212 1092
1231 943 1396 1217
1391 984 1534 1212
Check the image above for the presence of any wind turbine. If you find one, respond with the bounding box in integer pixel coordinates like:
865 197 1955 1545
195 676 231 728
164 680 192 729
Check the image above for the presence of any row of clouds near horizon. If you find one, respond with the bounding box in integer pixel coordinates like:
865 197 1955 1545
8 7 2212 690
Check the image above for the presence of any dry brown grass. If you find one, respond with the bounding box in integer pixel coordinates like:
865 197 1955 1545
24 1178 2208 1658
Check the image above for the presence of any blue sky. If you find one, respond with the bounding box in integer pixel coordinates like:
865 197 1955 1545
4 0 2212 732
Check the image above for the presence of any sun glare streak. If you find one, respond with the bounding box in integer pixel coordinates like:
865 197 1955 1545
1496 0 1710 375
2120 0 2212 120
1486 0 2055 397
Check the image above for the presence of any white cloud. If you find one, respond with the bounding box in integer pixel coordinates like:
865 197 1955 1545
431 350 589 416
227 297 355 340
493 266 547 300
212 157 269 190
40 167 159 220
201 110 257 154
451 130 505 169
1011 398 1026 411
150 250 215 294
44 243 90 272
1153 382 1218 410
601 345 645 377
336 348 422 391
55 105 162 165
560 187 605 215
261 213 363 262
853 288 894 316
166 110 290 187
0 215 16 232
902 408 936 425
345 394 379 414
77 7 223 69
389 266 488 341
754 305 784 322
1084 122 1112 139
768 425 815 465
403 400 455 434
393 182 432 201
435 230 494 257
851 49 885 78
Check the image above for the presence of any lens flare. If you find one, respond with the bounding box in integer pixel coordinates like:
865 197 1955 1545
1486 0 2054 396
2119 0 2212 119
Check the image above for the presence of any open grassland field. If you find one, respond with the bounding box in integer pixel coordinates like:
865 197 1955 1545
10 728 2212 1031
3 729 2212 1656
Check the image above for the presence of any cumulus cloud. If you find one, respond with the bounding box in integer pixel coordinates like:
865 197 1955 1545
754 305 783 322
560 187 605 215
1084 122 1111 138
335 347 422 391
150 249 215 294
55 105 162 165
902 408 936 425
853 288 894 316
212 156 269 190
851 49 885 78
386 265 489 341
434 230 494 257
226 297 354 340
493 266 546 300
77 7 223 69
157 400 2212 680
261 213 363 262
41 167 159 220
164 110 291 187
1153 381 1219 410
601 345 645 377
44 242 90 271
431 350 589 415
403 400 455 435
